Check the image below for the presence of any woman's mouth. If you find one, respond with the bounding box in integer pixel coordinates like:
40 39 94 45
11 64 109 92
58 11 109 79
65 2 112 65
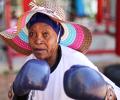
33 48 47 53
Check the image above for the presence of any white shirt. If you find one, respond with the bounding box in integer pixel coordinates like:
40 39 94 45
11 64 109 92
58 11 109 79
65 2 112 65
26 45 120 100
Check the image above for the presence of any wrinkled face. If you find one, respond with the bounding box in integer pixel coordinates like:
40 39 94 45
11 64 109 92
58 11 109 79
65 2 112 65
28 22 58 60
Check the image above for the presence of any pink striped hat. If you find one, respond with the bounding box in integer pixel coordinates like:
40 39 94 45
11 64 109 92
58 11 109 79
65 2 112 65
0 0 92 55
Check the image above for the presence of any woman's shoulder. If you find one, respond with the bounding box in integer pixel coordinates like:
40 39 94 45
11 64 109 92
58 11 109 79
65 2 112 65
60 45 98 71
25 54 37 62
60 45 86 58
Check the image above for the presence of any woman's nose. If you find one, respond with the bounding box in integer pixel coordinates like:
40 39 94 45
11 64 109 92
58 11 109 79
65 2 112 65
35 34 44 44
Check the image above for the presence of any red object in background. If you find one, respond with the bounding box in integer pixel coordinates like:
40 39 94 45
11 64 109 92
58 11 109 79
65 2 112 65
4 0 13 70
5 0 11 28
96 0 103 23
4 0 31 70
87 50 115 55
23 0 32 12
116 0 120 55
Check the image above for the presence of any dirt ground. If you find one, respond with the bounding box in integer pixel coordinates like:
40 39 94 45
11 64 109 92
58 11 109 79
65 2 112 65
0 73 16 100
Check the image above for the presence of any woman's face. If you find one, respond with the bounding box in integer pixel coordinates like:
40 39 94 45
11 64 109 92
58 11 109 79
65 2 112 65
28 22 58 60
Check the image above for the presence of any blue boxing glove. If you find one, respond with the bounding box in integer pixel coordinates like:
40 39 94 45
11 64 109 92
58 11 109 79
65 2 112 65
63 65 107 100
13 59 50 96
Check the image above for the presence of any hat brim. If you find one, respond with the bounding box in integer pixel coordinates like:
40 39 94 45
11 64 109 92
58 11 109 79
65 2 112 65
0 11 92 55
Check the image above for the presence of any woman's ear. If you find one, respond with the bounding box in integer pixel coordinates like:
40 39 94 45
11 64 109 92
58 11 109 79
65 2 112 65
105 85 117 100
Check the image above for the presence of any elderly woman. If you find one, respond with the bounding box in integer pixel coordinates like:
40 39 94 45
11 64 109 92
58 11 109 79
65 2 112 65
0 0 120 100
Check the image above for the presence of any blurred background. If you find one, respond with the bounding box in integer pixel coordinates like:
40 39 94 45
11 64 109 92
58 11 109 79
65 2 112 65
0 0 120 99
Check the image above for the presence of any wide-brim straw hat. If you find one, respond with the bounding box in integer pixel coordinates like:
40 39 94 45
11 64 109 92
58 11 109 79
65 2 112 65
0 0 92 55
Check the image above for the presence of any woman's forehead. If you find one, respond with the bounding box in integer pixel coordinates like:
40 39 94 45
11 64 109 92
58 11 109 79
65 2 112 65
29 22 52 29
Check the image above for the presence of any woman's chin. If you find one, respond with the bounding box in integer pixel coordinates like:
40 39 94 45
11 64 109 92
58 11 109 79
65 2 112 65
34 53 48 60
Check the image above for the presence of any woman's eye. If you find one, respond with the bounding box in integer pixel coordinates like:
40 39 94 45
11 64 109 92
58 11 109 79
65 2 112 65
29 32 34 37
43 32 49 38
